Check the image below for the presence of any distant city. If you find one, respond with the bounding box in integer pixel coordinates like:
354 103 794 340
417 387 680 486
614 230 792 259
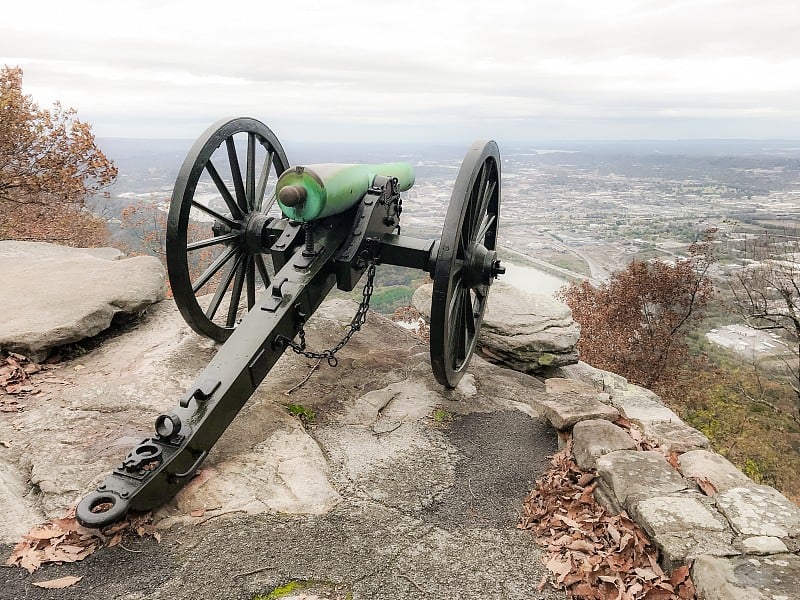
94 136 800 279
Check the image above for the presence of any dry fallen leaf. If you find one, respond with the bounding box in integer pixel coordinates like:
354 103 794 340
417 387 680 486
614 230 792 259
691 476 717 497
32 575 83 589
520 441 698 600
6 507 159 573
667 451 682 470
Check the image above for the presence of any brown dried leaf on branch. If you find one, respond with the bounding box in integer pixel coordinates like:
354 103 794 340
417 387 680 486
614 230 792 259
5 507 159 573
519 443 697 599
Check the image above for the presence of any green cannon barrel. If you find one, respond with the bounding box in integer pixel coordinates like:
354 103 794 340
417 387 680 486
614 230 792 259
276 163 415 222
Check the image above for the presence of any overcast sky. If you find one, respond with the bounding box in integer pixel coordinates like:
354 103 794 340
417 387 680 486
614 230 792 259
2 0 799 143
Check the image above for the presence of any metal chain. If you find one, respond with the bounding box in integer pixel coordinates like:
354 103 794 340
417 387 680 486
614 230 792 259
282 262 377 367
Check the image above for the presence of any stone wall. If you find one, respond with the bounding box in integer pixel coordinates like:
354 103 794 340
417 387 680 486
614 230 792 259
544 361 800 600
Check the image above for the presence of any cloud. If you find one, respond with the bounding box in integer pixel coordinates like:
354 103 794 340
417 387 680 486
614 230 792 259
2 0 799 140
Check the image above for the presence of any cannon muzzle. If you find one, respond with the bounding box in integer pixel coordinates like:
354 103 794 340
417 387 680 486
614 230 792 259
276 162 415 222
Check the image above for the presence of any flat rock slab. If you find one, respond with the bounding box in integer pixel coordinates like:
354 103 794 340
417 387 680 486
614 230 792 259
641 420 709 453
572 418 637 470
0 241 166 359
692 553 800 600
413 282 579 373
715 485 800 538
0 297 565 599
678 450 753 493
595 450 688 512
538 378 618 430
629 494 736 569
608 385 680 427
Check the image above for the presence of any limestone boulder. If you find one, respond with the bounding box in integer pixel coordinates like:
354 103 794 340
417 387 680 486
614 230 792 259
628 494 737 569
0 241 166 360
693 554 800 600
412 281 579 374
572 419 637 470
677 450 753 493
594 450 689 513
714 485 800 538
535 378 619 430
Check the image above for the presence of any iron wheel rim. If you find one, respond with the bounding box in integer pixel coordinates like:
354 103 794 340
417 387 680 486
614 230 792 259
430 140 501 388
166 117 289 341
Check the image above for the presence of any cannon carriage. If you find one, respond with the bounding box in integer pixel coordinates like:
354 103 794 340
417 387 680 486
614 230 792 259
76 117 504 527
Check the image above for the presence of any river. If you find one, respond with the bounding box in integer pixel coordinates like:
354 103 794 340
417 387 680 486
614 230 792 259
501 262 567 296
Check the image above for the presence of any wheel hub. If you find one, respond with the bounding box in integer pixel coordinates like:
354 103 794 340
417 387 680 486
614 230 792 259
462 242 501 288
242 212 272 254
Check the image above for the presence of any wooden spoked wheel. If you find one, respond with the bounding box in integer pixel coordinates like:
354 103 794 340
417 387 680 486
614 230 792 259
429 140 502 388
166 117 289 342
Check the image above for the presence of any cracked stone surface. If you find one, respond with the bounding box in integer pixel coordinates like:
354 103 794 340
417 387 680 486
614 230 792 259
535 378 619 430
692 554 800 600
0 296 565 599
678 450 753 493
608 385 680 426
572 418 637 470
556 361 629 391
641 420 710 453
594 450 688 511
715 485 800 538
628 494 737 569
0 241 166 360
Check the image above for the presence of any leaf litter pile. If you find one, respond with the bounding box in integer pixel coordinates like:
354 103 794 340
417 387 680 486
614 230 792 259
519 440 696 600
5 506 160 587
0 352 45 412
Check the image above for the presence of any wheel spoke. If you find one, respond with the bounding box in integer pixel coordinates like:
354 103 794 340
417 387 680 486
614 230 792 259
255 151 274 213
205 160 244 221
451 258 465 280
246 133 256 211
465 163 488 242
465 288 476 339
474 283 489 302
246 255 256 310
226 137 247 213
255 253 272 289
205 252 243 320
192 245 237 293
191 199 240 230
476 179 496 236
447 285 465 364
457 227 467 258
476 213 496 243
226 260 246 327
186 232 239 252
455 287 469 364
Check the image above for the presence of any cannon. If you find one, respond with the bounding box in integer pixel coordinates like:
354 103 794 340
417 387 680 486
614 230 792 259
76 117 504 527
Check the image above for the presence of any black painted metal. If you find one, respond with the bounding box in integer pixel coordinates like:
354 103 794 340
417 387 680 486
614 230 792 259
429 141 502 388
77 212 353 527
167 117 289 342
75 120 503 528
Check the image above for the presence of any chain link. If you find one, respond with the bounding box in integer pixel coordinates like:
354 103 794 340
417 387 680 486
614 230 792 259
281 263 377 367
